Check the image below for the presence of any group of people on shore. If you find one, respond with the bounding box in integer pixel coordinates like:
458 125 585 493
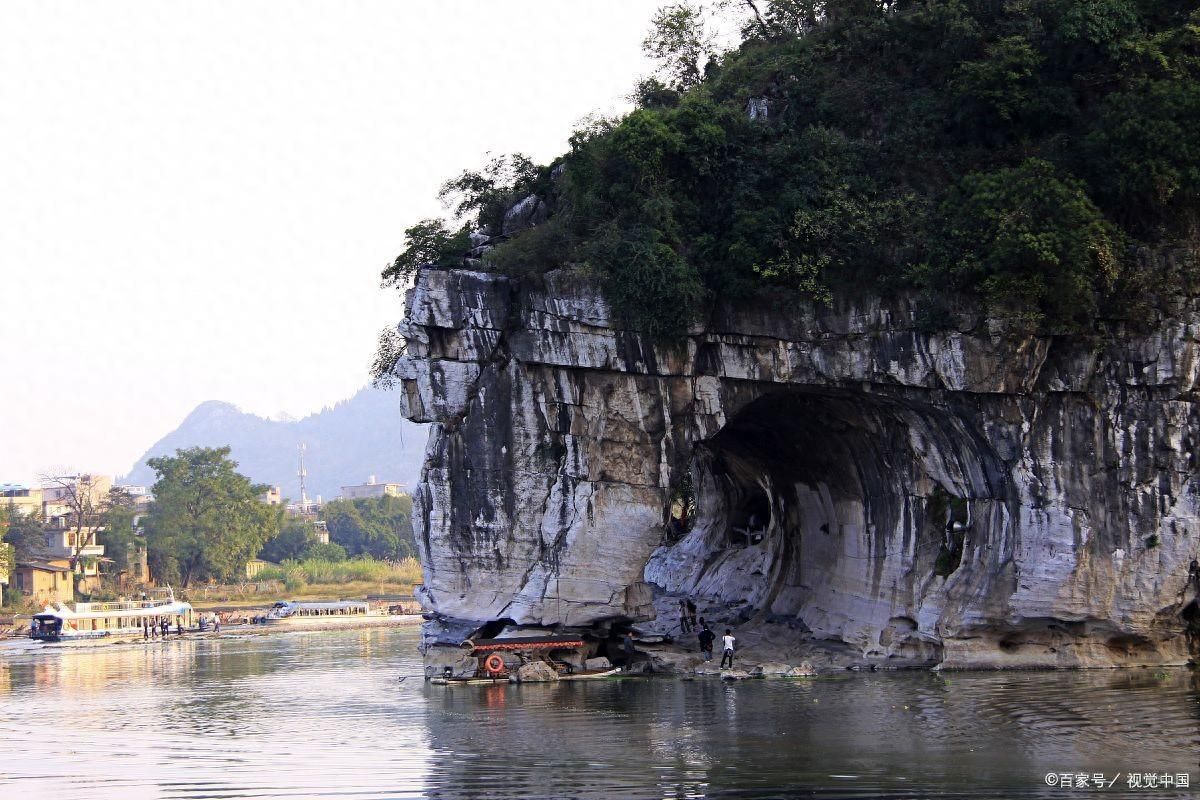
140 612 222 640
141 616 184 640
679 598 737 668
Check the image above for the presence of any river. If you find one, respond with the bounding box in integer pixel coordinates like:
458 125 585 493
0 628 1196 799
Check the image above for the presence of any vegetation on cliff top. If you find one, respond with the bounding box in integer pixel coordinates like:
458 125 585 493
381 1 1200 338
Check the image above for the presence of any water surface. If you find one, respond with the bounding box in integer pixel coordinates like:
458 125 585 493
1 629 1197 798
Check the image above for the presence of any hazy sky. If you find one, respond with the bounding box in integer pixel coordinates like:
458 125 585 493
0 0 663 484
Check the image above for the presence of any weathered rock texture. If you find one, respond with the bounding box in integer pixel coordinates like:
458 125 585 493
396 264 1200 669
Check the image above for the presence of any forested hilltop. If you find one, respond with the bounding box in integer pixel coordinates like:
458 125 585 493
379 0 1200 343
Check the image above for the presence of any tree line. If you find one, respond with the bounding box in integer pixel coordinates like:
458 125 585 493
1 446 416 594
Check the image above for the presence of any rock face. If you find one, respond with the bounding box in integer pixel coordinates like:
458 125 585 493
395 263 1200 669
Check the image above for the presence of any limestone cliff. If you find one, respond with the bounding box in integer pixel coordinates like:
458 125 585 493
394 263 1200 669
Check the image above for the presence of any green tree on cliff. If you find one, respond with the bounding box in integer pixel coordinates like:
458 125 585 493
144 447 281 587
381 0 1200 338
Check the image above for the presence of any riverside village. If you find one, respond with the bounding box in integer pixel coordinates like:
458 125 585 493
4 2 1200 798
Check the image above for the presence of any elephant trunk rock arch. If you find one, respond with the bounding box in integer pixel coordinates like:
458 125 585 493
396 267 1200 669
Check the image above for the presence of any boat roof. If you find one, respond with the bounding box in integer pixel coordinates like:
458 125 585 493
36 599 193 620
289 601 369 610
467 634 586 652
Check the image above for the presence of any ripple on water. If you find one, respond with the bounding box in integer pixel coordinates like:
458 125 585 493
1 630 1198 799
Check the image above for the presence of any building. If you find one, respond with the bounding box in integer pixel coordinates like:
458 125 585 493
313 520 329 545
115 485 153 511
42 526 104 562
3 475 114 595
340 476 405 500
41 474 112 519
245 558 277 579
260 486 283 506
12 561 74 605
1 484 44 518
42 525 105 589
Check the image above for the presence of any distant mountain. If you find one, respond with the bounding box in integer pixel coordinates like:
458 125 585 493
122 387 428 500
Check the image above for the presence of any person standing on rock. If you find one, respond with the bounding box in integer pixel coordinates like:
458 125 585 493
686 599 698 630
678 600 692 634
621 631 638 670
698 623 715 661
720 628 737 668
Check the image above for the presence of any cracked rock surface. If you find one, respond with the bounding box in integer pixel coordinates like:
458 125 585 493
396 265 1200 669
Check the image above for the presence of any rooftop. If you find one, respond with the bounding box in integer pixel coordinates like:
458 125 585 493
16 561 72 573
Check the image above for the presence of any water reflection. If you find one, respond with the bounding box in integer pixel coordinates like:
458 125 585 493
420 669 1200 799
0 630 1197 799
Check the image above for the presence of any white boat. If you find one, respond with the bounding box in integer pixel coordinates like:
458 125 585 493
265 600 374 624
259 600 420 631
29 589 196 644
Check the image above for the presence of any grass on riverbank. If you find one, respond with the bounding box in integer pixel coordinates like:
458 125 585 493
258 556 423 592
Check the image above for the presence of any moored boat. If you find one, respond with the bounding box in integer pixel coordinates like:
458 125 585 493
432 634 621 683
29 589 195 644
262 600 416 630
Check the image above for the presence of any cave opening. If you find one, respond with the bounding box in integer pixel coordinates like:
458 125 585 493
648 388 1007 658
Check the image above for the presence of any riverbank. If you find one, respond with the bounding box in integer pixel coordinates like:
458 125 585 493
1 613 423 647
0 597 423 641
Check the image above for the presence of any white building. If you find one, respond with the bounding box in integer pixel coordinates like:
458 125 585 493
340 476 405 500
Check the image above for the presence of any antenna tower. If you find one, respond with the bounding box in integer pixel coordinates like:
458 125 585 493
297 443 308 505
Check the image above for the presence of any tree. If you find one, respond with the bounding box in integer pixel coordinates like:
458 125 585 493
0 505 12 584
40 472 112 573
97 487 140 579
437 152 539 233
144 447 281 587
2 509 46 562
322 495 415 560
306 541 348 562
259 518 319 563
644 3 717 90
380 219 470 289
936 158 1119 331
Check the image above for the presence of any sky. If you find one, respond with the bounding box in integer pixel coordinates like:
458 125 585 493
0 0 665 484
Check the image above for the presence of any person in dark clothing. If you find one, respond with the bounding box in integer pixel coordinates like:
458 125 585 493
697 624 715 661
720 629 736 668
678 600 692 634
622 631 638 670
160 618 169 638
685 599 698 630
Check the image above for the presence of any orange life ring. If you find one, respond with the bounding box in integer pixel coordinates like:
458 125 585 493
483 653 506 675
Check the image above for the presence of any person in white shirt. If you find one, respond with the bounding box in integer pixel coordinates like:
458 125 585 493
720 629 736 668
